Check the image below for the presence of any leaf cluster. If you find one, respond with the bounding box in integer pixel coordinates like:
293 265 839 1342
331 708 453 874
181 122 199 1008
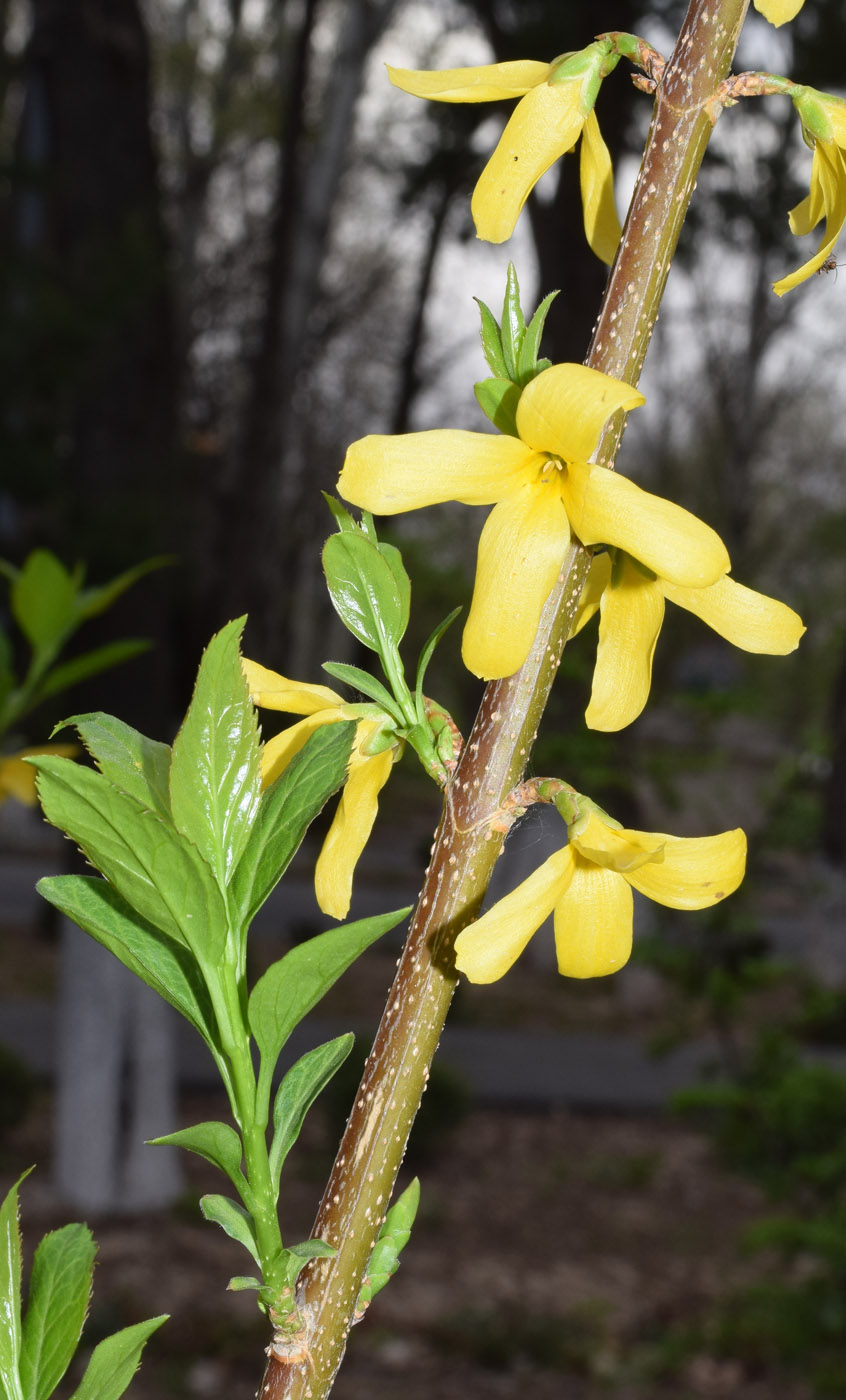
474 263 558 437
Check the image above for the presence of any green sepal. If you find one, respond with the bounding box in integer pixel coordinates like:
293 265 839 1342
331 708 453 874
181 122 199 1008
169 618 261 889
38 641 152 701
0 1169 32 1400
322 531 407 653
321 663 404 725
500 263 526 381
66 1315 168 1400
414 607 462 706
473 297 509 378
473 378 521 437
147 1122 251 1206
516 290 558 385
199 1195 261 1267
227 1276 261 1292
55 712 171 817
20 1223 96 1400
231 721 355 931
269 1034 355 1195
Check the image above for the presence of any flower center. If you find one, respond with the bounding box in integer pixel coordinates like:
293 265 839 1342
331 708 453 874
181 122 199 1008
539 454 566 484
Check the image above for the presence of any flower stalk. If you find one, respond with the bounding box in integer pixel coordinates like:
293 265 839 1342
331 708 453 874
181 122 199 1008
260 2 751 1396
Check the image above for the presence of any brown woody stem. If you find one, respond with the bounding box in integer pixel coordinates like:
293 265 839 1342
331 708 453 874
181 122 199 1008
260 2 750 1396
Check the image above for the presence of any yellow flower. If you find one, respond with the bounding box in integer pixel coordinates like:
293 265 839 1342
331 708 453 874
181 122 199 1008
388 47 621 257
753 0 805 24
1 745 77 806
571 550 805 731
339 363 731 681
243 660 399 920
454 807 747 982
774 89 846 295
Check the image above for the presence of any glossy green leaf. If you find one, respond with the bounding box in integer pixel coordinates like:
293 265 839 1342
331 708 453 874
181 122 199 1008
473 378 521 437
30 757 228 963
322 532 406 653
20 1224 95 1400
321 493 357 533
148 1123 249 1201
501 263 526 381
516 290 559 385
11 552 76 652
321 663 403 724
269 1035 354 1194
231 722 355 930
36 876 221 1053
170 618 261 888
73 556 171 624
473 297 509 379
415 608 462 705
199 1196 261 1267
66 1316 167 1400
375 541 411 637
57 713 171 816
0 1171 31 1400
248 908 409 1084
38 642 151 703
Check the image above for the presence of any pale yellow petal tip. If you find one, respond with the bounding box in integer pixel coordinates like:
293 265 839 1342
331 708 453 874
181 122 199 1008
753 0 805 24
454 931 515 984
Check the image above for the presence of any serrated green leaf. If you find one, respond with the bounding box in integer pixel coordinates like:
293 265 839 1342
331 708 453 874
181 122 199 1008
0 1171 32 1400
73 556 171 624
375 541 411 637
199 1196 261 1266
31 757 228 964
321 664 403 724
231 722 355 930
248 908 409 1086
148 1123 249 1202
501 263 526 381
322 494 357 532
473 298 509 379
322 533 406 654
66 1316 167 1400
36 876 221 1054
415 608 462 703
170 619 261 888
11 552 77 652
474 378 521 437
20 1224 95 1400
269 1035 354 1194
38 641 151 703
56 714 171 816
516 290 559 385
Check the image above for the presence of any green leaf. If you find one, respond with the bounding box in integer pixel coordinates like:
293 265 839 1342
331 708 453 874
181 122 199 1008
11 552 77 652
500 263 526 381
20 1224 95 1400
56 713 171 816
375 541 411 638
516 290 559 385
226 1276 261 1292
286 1238 335 1264
322 532 406 654
269 1035 354 1194
320 663 403 724
321 494 357 533
415 608 462 704
170 619 261 888
248 908 409 1085
73 556 171 624
30 757 228 963
473 379 521 437
148 1123 249 1201
66 1316 167 1400
38 641 151 702
0 1170 32 1400
199 1196 261 1267
473 297 509 379
36 876 220 1052
231 722 355 930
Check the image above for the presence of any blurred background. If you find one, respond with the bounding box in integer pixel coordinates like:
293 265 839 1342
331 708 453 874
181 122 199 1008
1 0 846 1396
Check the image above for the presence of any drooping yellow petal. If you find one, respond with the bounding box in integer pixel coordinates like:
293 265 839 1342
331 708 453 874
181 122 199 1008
243 659 341 715
662 574 805 655
753 0 805 25
579 109 621 266
516 363 644 464
775 142 846 295
261 710 344 785
789 146 825 235
571 808 664 872
585 555 665 731
471 81 585 244
314 731 394 920
454 846 572 983
554 855 633 978
462 480 572 679
387 60 551 103
568 551 612 639
339 430 533 514
625 828 747 910
561 462 731 588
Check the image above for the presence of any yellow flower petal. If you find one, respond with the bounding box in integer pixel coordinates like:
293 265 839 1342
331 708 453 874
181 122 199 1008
471 81 585 244
579 109 621 266
625 829 747 910
339 430 533 514
561 462 731 588
386 60 551 103
261 710 344 785
568 551 611 640
462 481 572 679
454 846 572 983
585 556 665 731
314 731 394 920
789 146 825 235
516 363 644 464
554 855 633 978
571 809 664 872
243 659 341 715
775 143 846 295
753 0 805 24
662 574 805 655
